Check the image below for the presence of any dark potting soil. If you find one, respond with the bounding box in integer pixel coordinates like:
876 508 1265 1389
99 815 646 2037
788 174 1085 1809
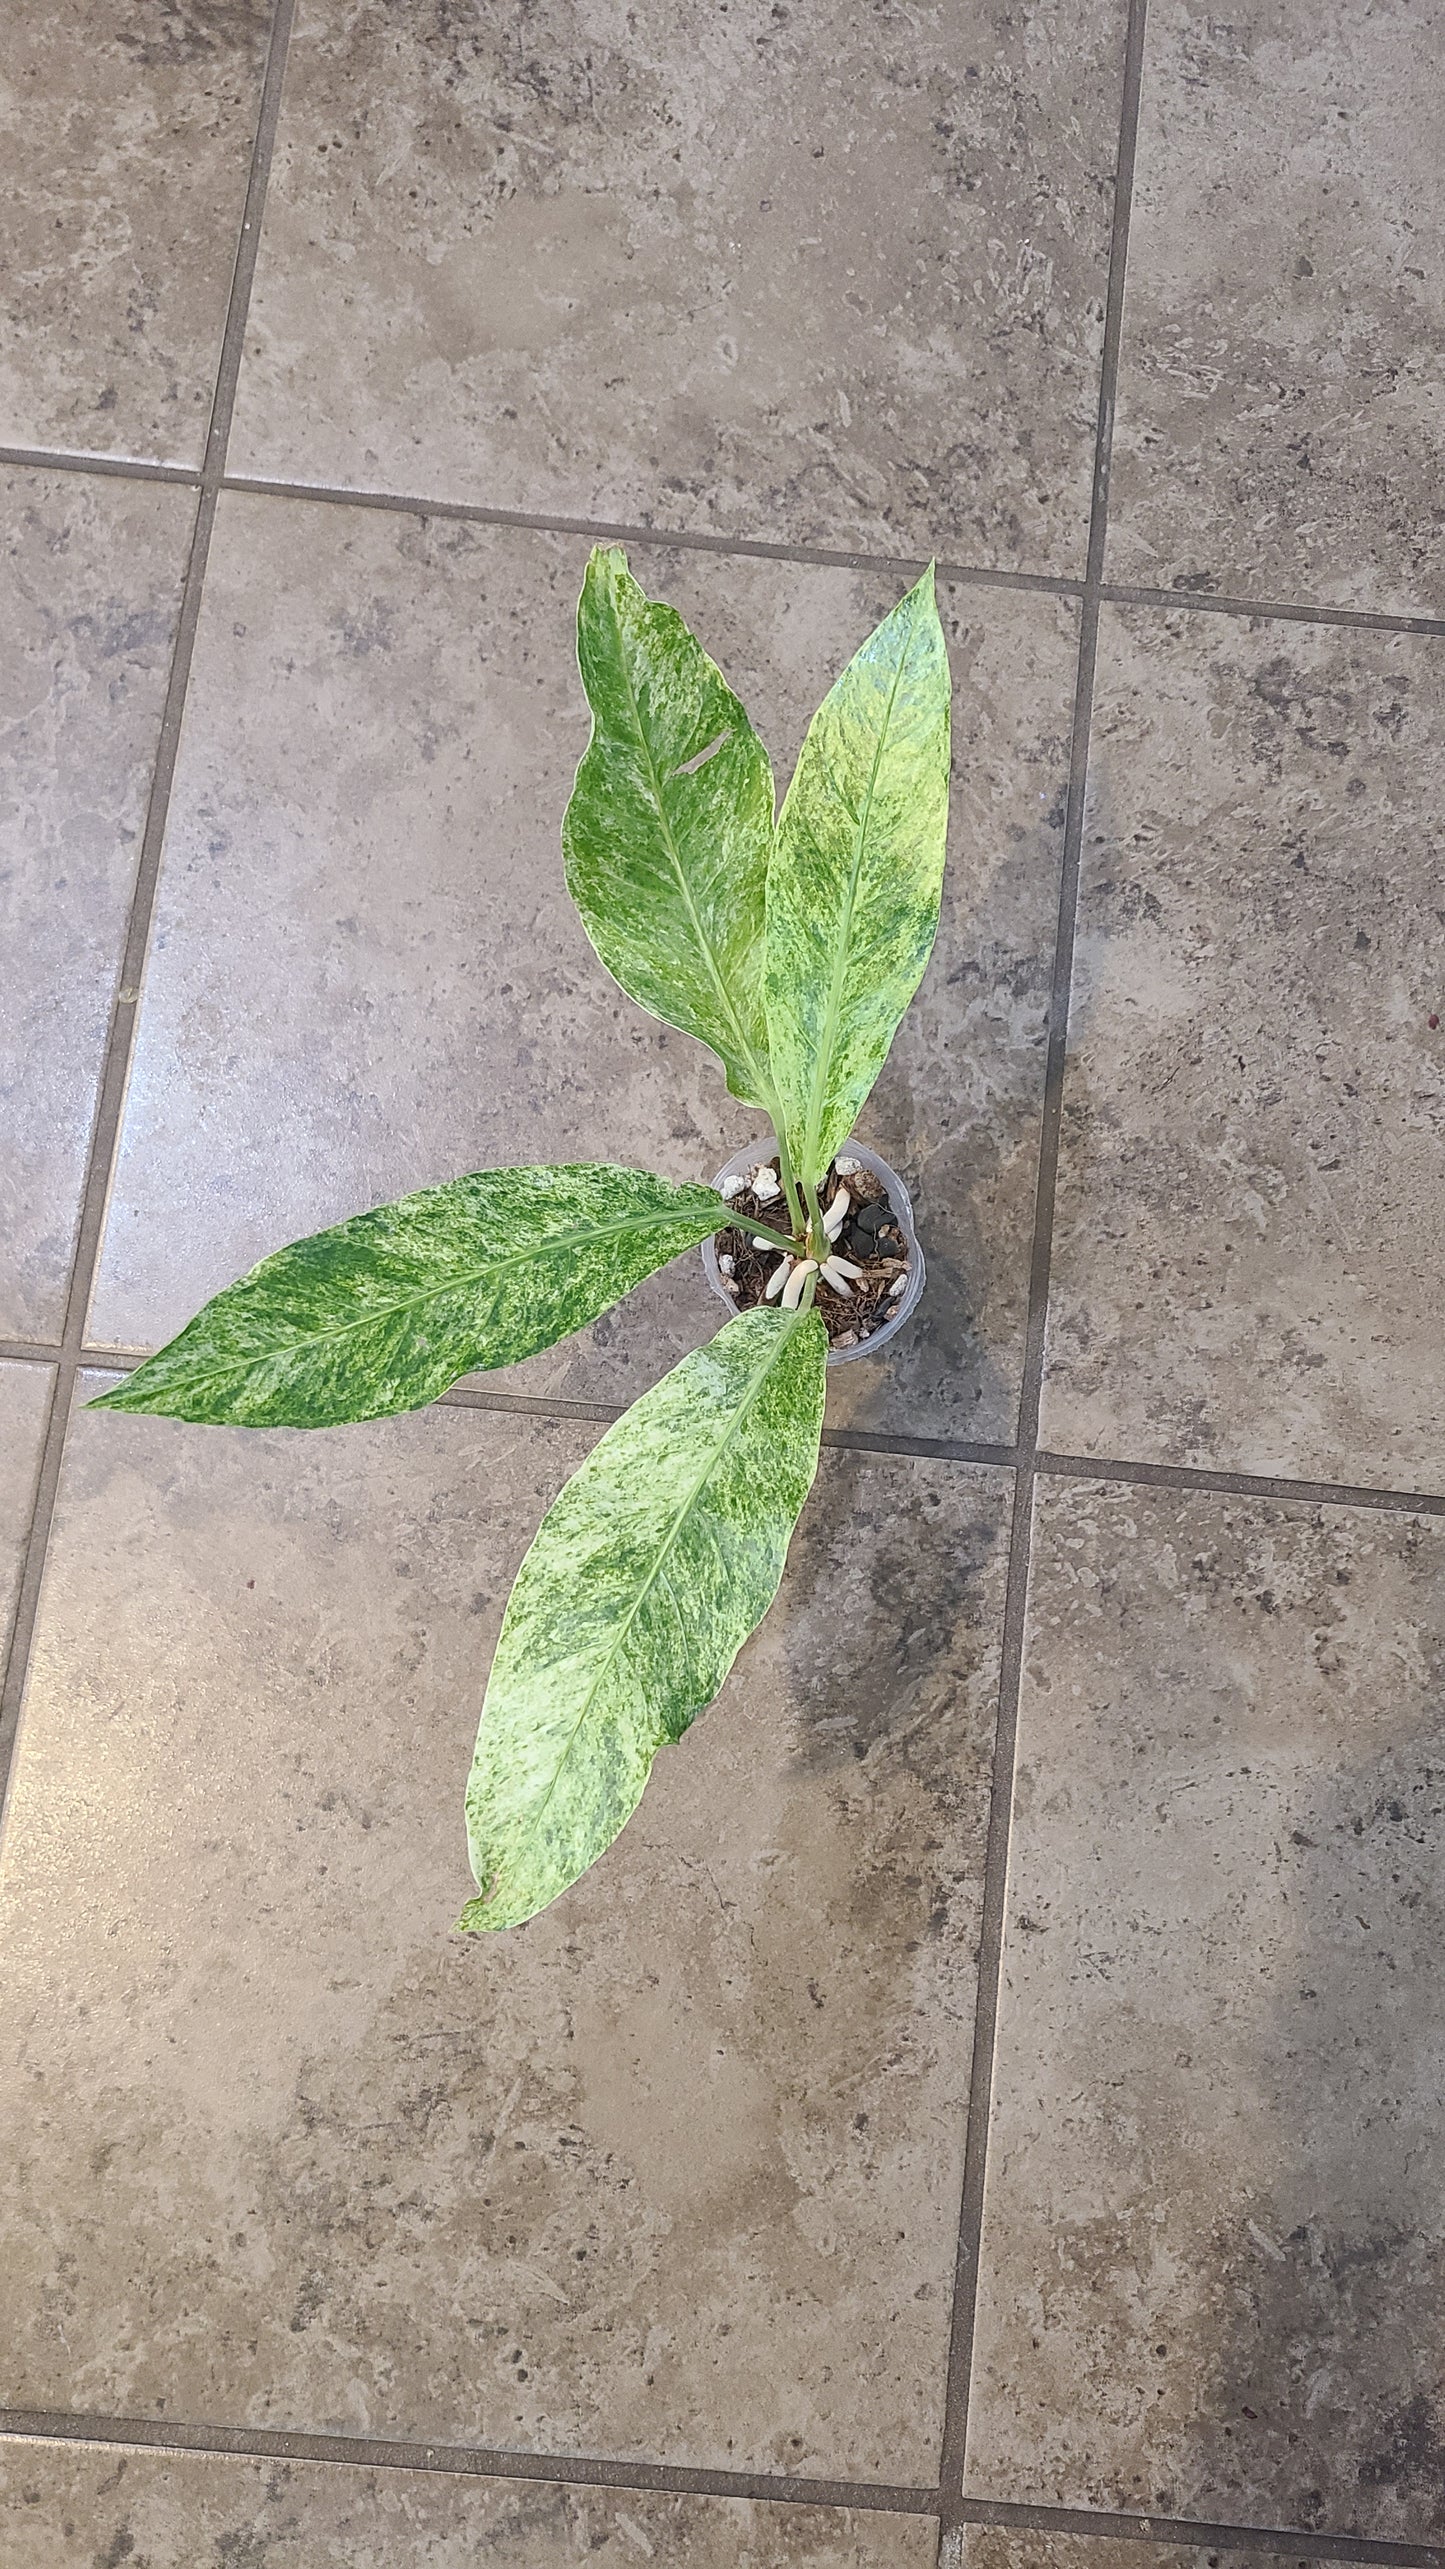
716 1159 910 1350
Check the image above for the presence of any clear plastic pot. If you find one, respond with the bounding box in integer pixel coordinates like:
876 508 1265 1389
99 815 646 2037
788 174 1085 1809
700 1137 926 1365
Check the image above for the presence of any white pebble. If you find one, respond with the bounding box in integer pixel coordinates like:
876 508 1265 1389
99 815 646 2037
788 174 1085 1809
834 1156 861 1176
718 1172 744 1199
889 1273 909 1298
750 1166 781 1203
718 1253 734 1275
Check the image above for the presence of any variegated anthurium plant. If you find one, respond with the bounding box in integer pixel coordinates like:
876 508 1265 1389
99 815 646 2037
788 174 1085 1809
93 551 951 1931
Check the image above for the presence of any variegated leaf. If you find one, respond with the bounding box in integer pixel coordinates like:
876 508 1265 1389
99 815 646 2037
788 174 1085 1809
563 546 780 1112
459 1303 828 1931
88 1165 729 1427
764 566 951 1183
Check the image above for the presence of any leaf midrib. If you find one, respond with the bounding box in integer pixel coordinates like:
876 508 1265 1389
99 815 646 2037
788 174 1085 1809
496 1310 808 1865
131 1199 721 1394
798 610 919 1181
606 589 777 1113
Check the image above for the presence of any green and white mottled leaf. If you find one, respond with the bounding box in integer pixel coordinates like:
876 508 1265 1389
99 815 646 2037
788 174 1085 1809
88 1166 729 1429
564 546 779 1111
764 566 951 1184
459 1303 828 1932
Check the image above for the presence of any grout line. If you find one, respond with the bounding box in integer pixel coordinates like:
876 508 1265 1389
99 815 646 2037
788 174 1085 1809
0 0 298 1792
5 440 1445 644
219 472 1082 596
935 0 1151 2534
819 1425 1016 1470
946 2494 1445 2568
0 2412 934 2519
7 1336 1441 1516
1036 1449 1445 1519
1099 578 1445 641
0 444 200 489
6 420 1445 653
441 1379 1020 1471
1 2416 1434 2567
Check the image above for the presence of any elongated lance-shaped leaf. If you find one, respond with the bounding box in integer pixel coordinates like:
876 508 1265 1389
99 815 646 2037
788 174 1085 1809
564 546 780 1112
764 566 951 1183
459 1302 828 1932
88 1166 731 1428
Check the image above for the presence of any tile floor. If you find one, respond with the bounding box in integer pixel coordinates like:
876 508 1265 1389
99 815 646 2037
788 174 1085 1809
1 1 1442 2564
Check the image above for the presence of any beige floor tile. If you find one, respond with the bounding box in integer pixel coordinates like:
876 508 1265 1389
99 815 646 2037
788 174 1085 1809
0 2441 938 2567
1042 606 1445 1492
1108 0 1445 615
0 0 270 463
0 1364 51 1658
1 469 194 1338
0 1384 1007 2478
87 491 1077 1443
227 0 1127 573
965 1477 1445 2542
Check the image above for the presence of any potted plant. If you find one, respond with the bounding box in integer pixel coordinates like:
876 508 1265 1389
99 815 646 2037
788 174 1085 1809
94 550 952 1930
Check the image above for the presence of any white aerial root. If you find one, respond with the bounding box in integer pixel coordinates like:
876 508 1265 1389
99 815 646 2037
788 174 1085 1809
819 1254 863 1297
822 1188 851 1240
780 1258 816 1309
763 1259 790 1300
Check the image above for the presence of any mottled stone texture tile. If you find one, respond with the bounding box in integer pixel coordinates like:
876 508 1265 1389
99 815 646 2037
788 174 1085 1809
89 491 1076 1442
1108 0 1445 616
228 0 1126 573
956 2538 1331 2569
0 0 270 463
0 1384 1006 2477
0 470 193 1338
0 2444 938 2567
965 1479 1445 2544
0 1365 51 1655
1042 607 1445 1492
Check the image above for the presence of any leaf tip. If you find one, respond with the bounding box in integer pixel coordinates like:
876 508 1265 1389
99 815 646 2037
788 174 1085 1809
86 1380 136 1412
585 539 630 584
